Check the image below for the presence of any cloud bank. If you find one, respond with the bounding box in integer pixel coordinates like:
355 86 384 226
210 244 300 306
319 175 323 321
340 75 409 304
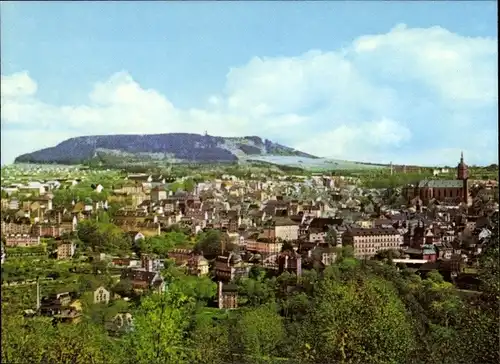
1 24 497 166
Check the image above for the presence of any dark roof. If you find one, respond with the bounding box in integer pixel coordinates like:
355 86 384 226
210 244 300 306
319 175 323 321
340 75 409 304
418 258 462 272
475 216 492 229
309 217 342 229
151 186 166 192
403 247 423 255
374 218 393 226
221 284 238 293
279 250 301 258
418 180 464 188
2 216 31 224
417 261 440 271
273 217 299 226
128 175 149 181
288 215 303 223
120 269 160 284
265 200 289 207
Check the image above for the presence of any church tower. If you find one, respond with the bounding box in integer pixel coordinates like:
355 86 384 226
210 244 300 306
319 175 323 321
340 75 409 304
456 152 469 203
457 151 469 180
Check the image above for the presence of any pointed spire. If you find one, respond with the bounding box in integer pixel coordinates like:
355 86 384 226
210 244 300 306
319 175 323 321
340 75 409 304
460 151 464 163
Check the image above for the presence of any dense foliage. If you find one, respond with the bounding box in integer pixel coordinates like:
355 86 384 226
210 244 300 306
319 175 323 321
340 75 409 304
3 242 499 364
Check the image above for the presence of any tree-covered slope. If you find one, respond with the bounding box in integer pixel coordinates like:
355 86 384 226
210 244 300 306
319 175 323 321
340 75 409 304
14 133 317 164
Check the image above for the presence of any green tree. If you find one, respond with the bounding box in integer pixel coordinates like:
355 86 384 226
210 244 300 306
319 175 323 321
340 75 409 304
190 316 231 364
303 275 416 364
183 179 196 193
77 220 130 255
170 274 217 304
122 290 194 364
1 314 120 364
112 278 134 299
238 277 275 306
324 226 338 247
168 182 183 193
194 229 231 258
230 304 285 362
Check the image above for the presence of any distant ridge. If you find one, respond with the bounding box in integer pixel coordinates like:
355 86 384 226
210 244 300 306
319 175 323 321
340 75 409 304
14 133 319 165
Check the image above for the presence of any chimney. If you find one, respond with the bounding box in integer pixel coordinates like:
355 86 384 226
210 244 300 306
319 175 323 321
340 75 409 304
36 276 41 311
142 255 153 272
218 281 223 309
296 256 302 278
221 240 226 256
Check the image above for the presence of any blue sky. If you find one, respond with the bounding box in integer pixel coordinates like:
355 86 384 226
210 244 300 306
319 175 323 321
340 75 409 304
1 1 497 166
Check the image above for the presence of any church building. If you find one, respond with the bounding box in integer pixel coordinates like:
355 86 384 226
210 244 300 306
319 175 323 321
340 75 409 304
403 153 469 206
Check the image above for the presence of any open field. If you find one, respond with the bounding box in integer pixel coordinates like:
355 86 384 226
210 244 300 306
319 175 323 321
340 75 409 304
245 156 387 170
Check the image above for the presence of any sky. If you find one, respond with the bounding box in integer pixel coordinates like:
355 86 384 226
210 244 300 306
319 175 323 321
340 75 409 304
1 1 498 166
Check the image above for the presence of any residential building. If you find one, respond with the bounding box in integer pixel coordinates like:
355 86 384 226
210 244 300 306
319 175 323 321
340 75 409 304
307 245 338 267
150 187 167 202
107 313 134 334
8 199 19 210
120 256 166 294
245 239 283 256
4 234 41 247
1 219 32 235
263 217 300 241
57 242 76 259
214 253 251 282
342 227 402 259
278 250 302 277
168 249 193 266
187 254 209 276
218 281 238 309
94 286 111 304
33 223 73 238
39 292 81 324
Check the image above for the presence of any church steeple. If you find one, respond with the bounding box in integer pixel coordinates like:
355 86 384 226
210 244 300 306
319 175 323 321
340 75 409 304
457 151 469 204
457 151 468 180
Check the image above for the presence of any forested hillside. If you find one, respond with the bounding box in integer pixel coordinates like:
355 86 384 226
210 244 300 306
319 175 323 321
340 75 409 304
14 133 317 165
2 240 499 364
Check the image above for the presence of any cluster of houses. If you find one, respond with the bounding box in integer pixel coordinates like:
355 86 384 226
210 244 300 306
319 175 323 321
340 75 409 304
25 278 134 333
2 155 499 311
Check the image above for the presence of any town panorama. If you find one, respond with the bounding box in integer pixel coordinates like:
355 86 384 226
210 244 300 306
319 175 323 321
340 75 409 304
1 1 498 364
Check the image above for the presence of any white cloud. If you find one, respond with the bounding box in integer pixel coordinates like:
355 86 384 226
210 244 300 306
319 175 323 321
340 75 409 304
351 24 497 104
1 24 497 165
294 118 412 163
0 71 37 98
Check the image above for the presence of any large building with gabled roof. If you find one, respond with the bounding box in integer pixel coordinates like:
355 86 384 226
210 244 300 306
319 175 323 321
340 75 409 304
403 152 470 206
